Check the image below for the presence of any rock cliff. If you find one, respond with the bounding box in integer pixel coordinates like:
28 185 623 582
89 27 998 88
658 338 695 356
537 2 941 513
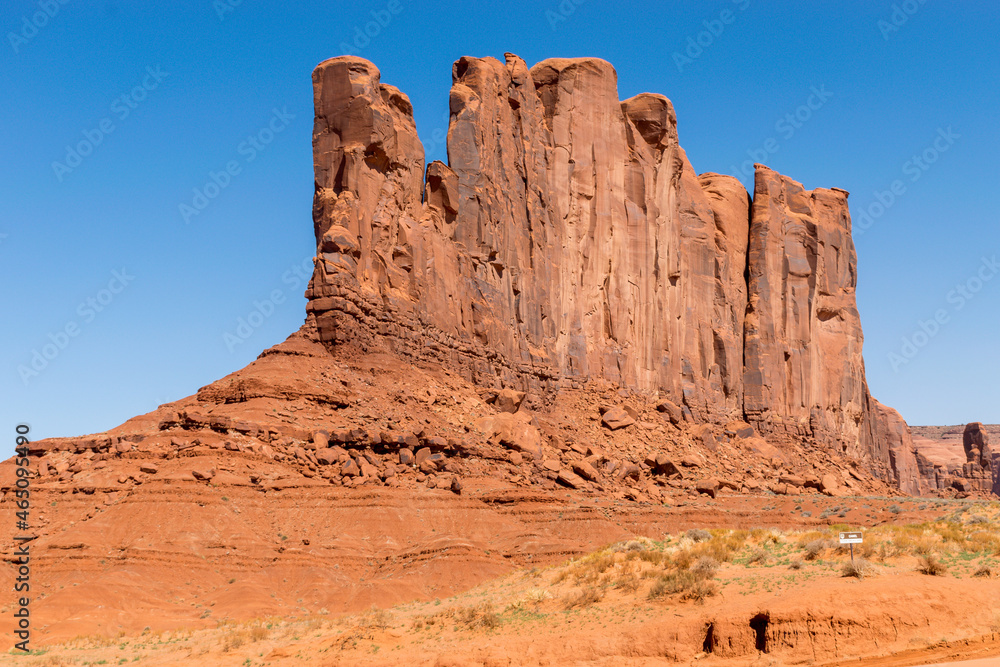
304 53 917 489
911 422 998 496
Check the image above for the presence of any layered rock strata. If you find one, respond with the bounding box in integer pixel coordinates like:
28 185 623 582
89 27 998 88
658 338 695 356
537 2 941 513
304 53 917 489
912 422 996 495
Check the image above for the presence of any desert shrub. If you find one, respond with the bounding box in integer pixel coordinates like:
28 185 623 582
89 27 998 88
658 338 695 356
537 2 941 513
358 606 393 630
968 515 989 525
249 624 269 642
691 556 719 578
614 538 654 552
221 630 246 652
888 504 902 514
892 531 940 556
614 570 641 592
556 551 617 584
841 558 875 579
673 531 745 568
745 546 772 565
789 558 803 570
686 529 712 543
916 554 947 576
648 571 717 602
803 539 825 561
564 586 603 609
513 587 552 610
749 528 782 545
866 535 901 561
973 563 993 578
633 549 669 566
454 602 501 629
966 530 1000 555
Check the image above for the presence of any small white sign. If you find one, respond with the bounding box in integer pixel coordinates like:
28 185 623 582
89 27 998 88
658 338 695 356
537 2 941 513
839 531 863 544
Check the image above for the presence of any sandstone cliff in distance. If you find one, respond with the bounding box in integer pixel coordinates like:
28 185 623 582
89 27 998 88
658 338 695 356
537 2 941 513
912 422 999 495
305 53 918 492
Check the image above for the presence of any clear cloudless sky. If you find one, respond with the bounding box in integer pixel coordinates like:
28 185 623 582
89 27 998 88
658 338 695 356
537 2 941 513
3 0 998 442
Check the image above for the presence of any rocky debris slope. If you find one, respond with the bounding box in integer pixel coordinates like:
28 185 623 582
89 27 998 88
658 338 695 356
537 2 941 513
20 328 894 505
912 422 1000 496
305 53 915 488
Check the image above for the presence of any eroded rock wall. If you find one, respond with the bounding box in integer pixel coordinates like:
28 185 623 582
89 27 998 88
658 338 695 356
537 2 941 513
304 53 917 490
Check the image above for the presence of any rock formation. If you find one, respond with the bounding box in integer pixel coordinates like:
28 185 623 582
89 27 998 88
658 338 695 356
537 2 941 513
911 423 999 495
963 422 991 468
305 53 916 489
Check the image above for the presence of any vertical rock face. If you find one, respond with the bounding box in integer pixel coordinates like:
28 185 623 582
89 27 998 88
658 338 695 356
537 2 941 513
743 165 865 451
305 53 917 490
963 422 991 467
307 54 750 421
857 398 921 495
962 422 998 495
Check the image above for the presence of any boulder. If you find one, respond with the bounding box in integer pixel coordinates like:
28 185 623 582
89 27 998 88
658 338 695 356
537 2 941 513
601 407 635 431
644 453 681 477
694 478 720 498
556 469 587 489
820 473 840 494
779 475 806 488
572 461 600 482
495 388 526 413
474 412 543 459
692 424 718 452
655 399 683 425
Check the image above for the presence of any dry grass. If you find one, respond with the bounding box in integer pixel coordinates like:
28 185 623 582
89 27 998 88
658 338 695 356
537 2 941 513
745 545 772 565
841 558 876 579
916 554 947 576
358 605 393 630
564 585 604 608
454 602 501 629
803 539 827 561
648 570 718 602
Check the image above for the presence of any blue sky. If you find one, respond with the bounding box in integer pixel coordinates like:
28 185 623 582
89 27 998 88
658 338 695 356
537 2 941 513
3 0 998 440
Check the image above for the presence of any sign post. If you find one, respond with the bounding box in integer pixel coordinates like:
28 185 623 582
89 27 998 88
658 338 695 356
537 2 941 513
839 531 863 563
